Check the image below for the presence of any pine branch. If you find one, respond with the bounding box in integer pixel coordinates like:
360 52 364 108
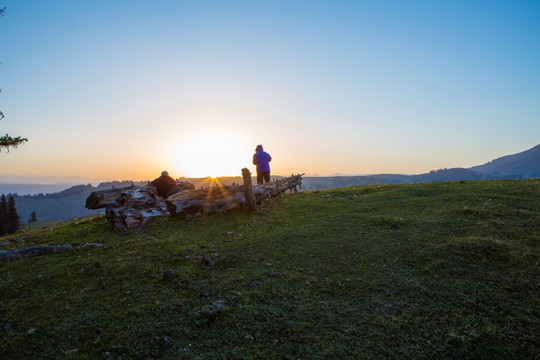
0 134 28 151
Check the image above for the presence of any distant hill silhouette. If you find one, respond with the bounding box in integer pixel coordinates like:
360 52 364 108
470 144 540 178
411 168 482 182
8 181 147 224
302 144 540 189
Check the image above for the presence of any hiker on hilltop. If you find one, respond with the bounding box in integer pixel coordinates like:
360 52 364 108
253 144 272 185
151 171 181 198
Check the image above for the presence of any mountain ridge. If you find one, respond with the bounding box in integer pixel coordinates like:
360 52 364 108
470 144 540 176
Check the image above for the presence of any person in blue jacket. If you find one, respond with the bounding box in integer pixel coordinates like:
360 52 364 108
253 144 272 184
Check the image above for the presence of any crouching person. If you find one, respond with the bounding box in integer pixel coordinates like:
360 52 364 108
151 171 182 198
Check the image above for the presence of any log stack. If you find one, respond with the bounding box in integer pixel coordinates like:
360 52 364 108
104 185 166 231
86 173 304 230
85 185 137 210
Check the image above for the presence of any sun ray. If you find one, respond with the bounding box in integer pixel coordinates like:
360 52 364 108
206 179 214 204
203 177 229 206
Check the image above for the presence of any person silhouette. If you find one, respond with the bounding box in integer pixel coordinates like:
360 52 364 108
252 145 272 185
151 171 181 198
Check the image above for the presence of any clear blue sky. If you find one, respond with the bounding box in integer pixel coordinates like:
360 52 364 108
1 0 539 182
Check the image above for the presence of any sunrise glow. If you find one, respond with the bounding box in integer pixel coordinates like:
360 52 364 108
173 128 250 178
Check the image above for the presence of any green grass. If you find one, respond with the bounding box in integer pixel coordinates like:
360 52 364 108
1 180 538 359
23 219 66 230
23 215 99 231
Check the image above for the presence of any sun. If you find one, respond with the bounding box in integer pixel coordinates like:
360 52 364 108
174 128 249 178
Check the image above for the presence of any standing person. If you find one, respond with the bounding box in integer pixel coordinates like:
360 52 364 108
151 171 180 198
253 145 272 185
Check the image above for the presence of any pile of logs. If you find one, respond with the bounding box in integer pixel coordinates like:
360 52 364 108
86 170 304 231
104 185 166 230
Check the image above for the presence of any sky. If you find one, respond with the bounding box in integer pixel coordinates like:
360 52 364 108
1 0 539 183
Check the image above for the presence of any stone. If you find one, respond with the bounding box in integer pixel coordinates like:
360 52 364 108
198 300 228 317
163 269 179 279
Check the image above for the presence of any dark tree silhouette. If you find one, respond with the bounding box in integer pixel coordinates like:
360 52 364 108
7 195 21 234
0 194 7 235
28 210 37 223
0 6 28 152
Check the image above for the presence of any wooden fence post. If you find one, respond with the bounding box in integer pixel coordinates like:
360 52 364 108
241 168 257 211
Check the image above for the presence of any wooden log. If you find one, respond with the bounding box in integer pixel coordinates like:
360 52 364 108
242 168 257 211
165 185 247 216
85 186 138 209
252 173 304 202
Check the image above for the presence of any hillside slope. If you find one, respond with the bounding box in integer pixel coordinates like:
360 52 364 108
14 191 102 223
471 144 540 176
1 180 538 359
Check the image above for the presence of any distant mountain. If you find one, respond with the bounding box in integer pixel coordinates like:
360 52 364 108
302 145 540 189
0 183 76 196
470 144 540 177
411 168 482 182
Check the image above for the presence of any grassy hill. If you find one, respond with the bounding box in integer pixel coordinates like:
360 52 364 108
1 180 538 359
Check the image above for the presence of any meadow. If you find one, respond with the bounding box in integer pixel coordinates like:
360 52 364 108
1 180 538 359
